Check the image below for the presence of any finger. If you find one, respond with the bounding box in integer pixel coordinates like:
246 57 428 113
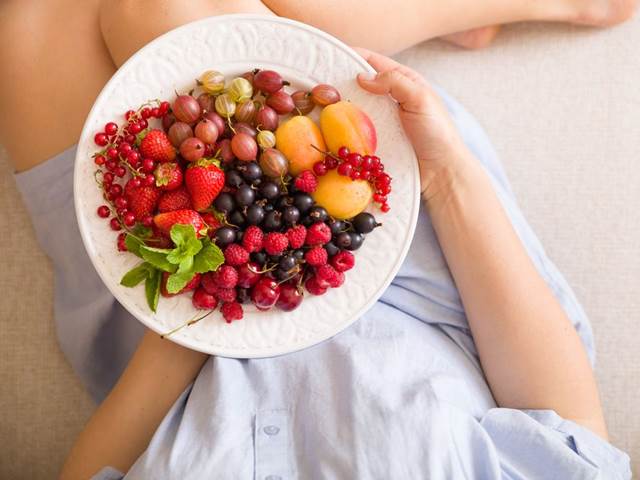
357 69 418 107
354 47 403 73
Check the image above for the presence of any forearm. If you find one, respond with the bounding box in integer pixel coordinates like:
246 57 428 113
426 152 607 438
60 330 208 480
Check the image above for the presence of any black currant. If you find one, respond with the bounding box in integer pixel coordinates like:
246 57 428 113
229 210 246 228
235 184 256 207
282 205 300 225
239 161 262 182
259 182 280 200
308 206 328 223
263 210 283 231
352 212 381 234
328 220 346 235
213 192 235 214
293 249 305 261
335 232 352 249
245 204 265 225
293 193 314 213
279 255 296 272
236 288 250 304
214 226 236 247
225 169 243 188
345 232 364 251
324 242 339 257
251 251 267 265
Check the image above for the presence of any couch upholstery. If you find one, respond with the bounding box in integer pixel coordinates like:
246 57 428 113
1 18 638 479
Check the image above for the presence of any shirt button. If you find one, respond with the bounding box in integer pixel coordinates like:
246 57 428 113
263 425 280 436
265 476 281 480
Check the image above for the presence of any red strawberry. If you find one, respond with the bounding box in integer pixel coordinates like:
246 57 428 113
154 162 183 191
125 182 160 221
153 209 205 237
157 186 192 213
140 129 176 162
185 159 225 211
201 212 222 230
161 272 201 297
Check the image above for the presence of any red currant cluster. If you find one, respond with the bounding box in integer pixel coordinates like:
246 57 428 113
93 101 171 235
312 145 392 212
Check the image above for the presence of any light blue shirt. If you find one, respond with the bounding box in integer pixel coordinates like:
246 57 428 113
15 88 631 479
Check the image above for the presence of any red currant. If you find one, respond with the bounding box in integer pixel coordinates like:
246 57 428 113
124 134 136 144
313 161 328 176
116 207 127 217
109 184 123 198
130 177 142 188
138 119 148 130
371 156 381 168
373 193 387 203
159 101 170 115
381 203 390 213
105 159 117 172
94 155 106 166
324 156 338 170
347 152 362 167
128 122 142 134
110 218 122 231
337 146 350 159
151 107 161 118
360 170 372 181
124 109 136 121
141 158 155 173
377 184 391 195
117 232 128 252
115 166 127 178
127 150 140 165
114 196 128 209
94 132 108 146
118 142 132 155
107 147 118 160
97 205 110 218
104 122 118 136
361 155 374 170
123 212 136 227
350 170 361 180
337 163 353 177
144 174 155 186
103 172 114 185
142 215 154 227
141 107 151 119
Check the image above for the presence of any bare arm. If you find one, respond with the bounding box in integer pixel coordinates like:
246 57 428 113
357 50 608 439
59 331 208 479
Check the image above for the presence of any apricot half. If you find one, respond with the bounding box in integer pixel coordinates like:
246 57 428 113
275 116 326 176
312 169 372 220
319 101 377 156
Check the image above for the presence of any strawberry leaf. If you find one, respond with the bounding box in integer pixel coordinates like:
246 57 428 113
145 269 161 312
193 239 224 274
120 262 153 287
140 246 177 273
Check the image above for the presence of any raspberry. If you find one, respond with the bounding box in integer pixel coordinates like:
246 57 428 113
221 302 243 323
200 271 217 295
264 232 289 255
286 225 307 249
242 226 264 253
330 250 355 272
315 264 339 289
294 170 318 193
329 271 345 288
215 287 237 303
210 265 239 289
305 222 332 246
224 244 250 266
305 276 328 295
192 288 218 310
305 246 328 267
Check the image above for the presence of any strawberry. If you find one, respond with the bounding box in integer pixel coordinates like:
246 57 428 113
200 212 222 230
153 209 205 237
158 186 192 213
154 162 183 191
185 159 225 211
125 182 160 221
140 129 176 163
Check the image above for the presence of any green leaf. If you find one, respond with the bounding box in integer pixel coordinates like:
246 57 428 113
193 240 224 274
170 224 198 248
166 269 196 294
132 224 153 239
120 262 152 287
124 235 144 258
140 246 177 273
179 256 194 273
145 269 161 312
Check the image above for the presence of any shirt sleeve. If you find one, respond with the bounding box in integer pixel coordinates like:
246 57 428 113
91 466 125 480
480 408 631 480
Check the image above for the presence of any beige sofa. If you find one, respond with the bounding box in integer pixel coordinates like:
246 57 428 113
1 18 638 479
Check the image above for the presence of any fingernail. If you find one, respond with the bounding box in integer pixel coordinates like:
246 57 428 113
358 72 376 81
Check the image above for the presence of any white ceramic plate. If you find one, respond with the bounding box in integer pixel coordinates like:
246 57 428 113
74 14 419 358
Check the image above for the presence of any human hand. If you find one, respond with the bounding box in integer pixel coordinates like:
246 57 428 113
355 48 474 203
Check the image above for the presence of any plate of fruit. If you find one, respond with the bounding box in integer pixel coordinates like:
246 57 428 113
74 14 419 357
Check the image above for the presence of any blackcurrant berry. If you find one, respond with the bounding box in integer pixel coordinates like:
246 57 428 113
293 193 314 213
328 220 346 236
279 255 296 271
214 226 236 247
335 232 352 249
229 210 246 227
237 288 250 304
259 182 280 200
214 192 235 213
239 161 262 182
293 249 305 261
345 232 364 251
282 205 300 225
308 206 328 223
324 242 339 257
263 210 282 231
225 169 243 188
251 251 267 265
235 184 256 207
276 196 293 210
245 204 265 225
352 212 381 234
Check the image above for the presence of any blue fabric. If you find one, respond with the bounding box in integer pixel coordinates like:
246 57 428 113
15 89 630 479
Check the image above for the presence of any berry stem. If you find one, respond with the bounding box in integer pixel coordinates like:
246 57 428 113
160 310 214 339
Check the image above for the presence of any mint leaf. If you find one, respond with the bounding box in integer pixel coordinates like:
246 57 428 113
140 246 177 273
132 224 153 238
124 235 144 258
145 269 161 312
179 256 194 273
193 240 224 274
120 262 152 287
166 258 196 294
170 224 198 248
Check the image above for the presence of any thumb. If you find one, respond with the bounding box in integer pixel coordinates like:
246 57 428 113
357 69 423 111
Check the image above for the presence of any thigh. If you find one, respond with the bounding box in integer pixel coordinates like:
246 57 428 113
0 0 116 172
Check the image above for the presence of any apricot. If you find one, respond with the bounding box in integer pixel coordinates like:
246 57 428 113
275 116 326 176
312 169 372 220
319 101 377 156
